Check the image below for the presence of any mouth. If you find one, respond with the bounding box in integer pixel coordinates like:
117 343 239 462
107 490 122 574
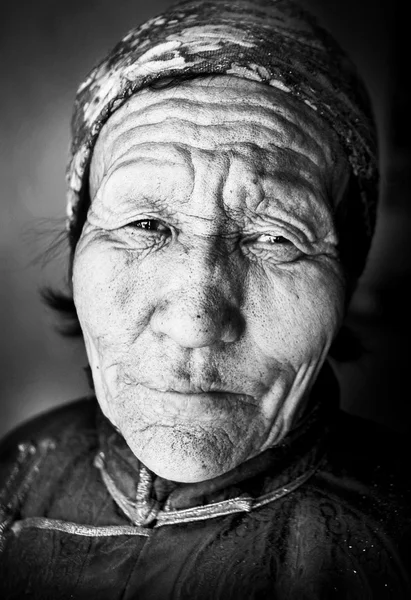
144 381 234 394
137 383 257 419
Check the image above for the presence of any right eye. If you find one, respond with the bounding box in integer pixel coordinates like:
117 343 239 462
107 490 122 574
117 218 172 251
128 219 170 234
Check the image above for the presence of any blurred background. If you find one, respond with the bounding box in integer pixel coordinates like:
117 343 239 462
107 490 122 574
0 0 409 439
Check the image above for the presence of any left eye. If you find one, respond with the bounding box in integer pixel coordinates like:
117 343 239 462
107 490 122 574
258 234 292 245
245 232 303 263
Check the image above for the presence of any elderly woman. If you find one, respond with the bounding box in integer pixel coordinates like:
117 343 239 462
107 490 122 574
0 0 410 598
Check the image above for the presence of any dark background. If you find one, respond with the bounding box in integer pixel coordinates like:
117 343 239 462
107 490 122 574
0 0 410 439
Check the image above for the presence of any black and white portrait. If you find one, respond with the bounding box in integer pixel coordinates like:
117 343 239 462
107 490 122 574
0 1 410 597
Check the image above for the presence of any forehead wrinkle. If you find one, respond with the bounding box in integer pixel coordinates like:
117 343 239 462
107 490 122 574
91 76 346 200
102 101 332 168
108 97 309 128
100 122 330 192
107 80 329 135
104 143 191 179
91 81 348 224
222 142 329 201
91 138 194 201
99 158 189 200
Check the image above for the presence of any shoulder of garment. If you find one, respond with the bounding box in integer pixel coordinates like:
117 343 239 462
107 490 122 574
0 398 98 465
0 399 99 522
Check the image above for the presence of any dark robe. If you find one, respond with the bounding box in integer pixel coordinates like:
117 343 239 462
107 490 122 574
0 367 410 599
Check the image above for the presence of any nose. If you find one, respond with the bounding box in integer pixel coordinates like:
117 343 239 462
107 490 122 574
150 270 244 348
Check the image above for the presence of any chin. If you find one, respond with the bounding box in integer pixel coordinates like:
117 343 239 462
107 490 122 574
145 457 226 483
122 424 254 483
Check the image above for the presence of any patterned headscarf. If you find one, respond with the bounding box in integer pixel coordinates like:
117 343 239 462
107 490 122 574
67 0 378 277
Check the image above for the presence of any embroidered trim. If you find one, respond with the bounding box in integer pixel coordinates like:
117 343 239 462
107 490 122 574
94 452 160 526
96 446 321 528
10 517 150 538
155 463 319 526
6 464 318 539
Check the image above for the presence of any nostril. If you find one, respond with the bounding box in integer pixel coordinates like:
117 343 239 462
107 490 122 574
220 312 245 344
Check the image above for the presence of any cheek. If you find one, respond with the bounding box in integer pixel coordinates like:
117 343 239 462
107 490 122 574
72 233 153 342
246 261 345 363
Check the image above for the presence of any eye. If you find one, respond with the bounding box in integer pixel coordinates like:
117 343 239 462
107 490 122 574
244 232 304 264
258 234 292 245
118 218 172 250
129 219 170 233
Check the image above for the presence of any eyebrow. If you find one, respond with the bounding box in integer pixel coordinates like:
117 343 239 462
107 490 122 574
223 186 332 243
261 170 330 211
222 150 334 233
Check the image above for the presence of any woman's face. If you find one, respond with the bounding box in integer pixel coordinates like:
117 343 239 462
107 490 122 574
73 77 349 482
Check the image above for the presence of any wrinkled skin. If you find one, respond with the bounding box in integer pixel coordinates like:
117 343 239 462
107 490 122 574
73 76 349 482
